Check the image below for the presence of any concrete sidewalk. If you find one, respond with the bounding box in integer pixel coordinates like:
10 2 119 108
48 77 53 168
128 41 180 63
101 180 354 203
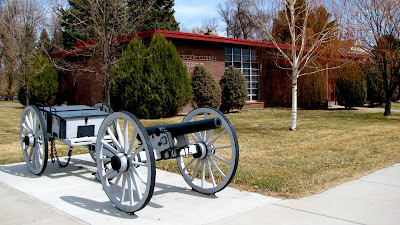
0 154 399 225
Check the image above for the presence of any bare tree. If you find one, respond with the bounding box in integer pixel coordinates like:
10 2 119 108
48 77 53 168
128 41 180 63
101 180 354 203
19 0 46 105
0 0 21 101
218 0 257 39
201 18 219 34
54 0 154 104
248 0 340 130
183 18 219 35
343 0 400 116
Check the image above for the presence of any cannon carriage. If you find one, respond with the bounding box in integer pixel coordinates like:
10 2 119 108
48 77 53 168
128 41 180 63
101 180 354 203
20 104 239 213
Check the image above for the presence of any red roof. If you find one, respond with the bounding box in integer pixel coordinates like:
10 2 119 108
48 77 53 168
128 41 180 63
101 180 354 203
139 30 289 49
52 29 368 59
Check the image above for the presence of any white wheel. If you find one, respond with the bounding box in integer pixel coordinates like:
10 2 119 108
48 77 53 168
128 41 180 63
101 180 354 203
20 105 48 175
177 108 239 194
96 111 155 213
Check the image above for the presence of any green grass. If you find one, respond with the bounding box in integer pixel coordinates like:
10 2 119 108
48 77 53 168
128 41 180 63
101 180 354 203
2 106 400 199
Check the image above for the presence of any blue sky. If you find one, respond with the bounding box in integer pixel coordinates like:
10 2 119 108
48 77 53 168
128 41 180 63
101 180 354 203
174 0 225 30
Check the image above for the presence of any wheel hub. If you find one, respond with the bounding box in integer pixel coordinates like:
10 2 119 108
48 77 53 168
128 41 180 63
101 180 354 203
24 134 35 147
193 142 208 159
111 153 128 172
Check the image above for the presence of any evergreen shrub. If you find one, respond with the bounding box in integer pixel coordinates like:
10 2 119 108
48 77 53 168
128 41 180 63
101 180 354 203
365 63 386 106
18 55 59 106
335 63 366 109
110 34 192 119
191 65 221 108
219 66 247 112
298 71 328 109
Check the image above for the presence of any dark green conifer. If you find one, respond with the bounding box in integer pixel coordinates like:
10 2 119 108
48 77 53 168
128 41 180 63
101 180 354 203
219 66 247 112
111 34 191 118
191 65 222 109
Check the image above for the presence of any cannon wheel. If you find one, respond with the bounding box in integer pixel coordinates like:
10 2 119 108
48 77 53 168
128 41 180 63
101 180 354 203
177 107 239 194
96 111 155 213
20 105 48 175
89 103 114 162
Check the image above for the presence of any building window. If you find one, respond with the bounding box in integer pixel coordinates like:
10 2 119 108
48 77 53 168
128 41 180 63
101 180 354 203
225 47 259 101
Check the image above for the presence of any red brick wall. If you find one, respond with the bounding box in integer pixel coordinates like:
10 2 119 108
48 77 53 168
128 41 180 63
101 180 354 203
60 60 104 105
61 38 281 109
173 39 226 82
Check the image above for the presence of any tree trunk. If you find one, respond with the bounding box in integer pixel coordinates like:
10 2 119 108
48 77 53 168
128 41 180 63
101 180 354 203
104 83 110 105
25 86 29 106
384 95 391 116
290 75 298 131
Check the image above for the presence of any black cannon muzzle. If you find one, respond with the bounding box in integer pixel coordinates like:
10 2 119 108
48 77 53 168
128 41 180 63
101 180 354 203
145 118 222 137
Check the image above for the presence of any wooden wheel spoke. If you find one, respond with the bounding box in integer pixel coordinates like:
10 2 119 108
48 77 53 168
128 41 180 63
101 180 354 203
111 173 123 193
120 173 127 203
22 123 30 134
124 119 129 152
28 146 34 161
101 140 119 156
105 168 118 180
99 157 111 163
107 127 123 153
201 160 205 187
191 159 200 181
130 166 146 184
24 115 33 133
129 170 142 201
205 129 214 144
183 158 196 171
211 154 231 165
210 145 232 151
127 171 134 205
28 111 34 130
127 130 138 156
202 113 208 140
190 133 199 143
208 157 226 178
114 119 124 149
205 158 216 187
132 161 147 167
209 129 227 145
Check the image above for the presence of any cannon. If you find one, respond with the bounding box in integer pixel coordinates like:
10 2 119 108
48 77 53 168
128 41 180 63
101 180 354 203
20 105 239 213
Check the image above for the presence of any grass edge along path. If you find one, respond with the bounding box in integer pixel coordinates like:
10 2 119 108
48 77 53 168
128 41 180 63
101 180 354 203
1 106 399 199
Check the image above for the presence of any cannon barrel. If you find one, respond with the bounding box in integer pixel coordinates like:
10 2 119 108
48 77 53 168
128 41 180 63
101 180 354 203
145 118 222 137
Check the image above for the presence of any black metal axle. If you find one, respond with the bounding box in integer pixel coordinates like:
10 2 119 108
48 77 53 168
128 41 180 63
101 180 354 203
145 118 222 137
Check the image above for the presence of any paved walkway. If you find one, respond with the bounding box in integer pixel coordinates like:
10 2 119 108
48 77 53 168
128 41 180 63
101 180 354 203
0 154 399 225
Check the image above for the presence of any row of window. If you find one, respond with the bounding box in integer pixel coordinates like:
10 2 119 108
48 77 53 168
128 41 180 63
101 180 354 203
225 47 259 101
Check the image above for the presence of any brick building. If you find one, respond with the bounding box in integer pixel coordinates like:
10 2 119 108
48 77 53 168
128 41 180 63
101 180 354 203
53 30 368 109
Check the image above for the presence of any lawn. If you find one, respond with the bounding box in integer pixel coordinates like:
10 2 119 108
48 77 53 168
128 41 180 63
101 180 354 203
367 102 400 110
1 105 400 199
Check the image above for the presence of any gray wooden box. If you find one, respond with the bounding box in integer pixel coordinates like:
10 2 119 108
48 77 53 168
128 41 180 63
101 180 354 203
40 105 109 139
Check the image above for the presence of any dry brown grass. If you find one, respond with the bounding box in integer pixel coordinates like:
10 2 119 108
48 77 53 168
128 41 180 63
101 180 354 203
1 106 400 198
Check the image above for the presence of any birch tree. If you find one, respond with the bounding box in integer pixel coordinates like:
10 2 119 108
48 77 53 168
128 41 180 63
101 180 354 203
248 0 340 130
343 0 400 116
